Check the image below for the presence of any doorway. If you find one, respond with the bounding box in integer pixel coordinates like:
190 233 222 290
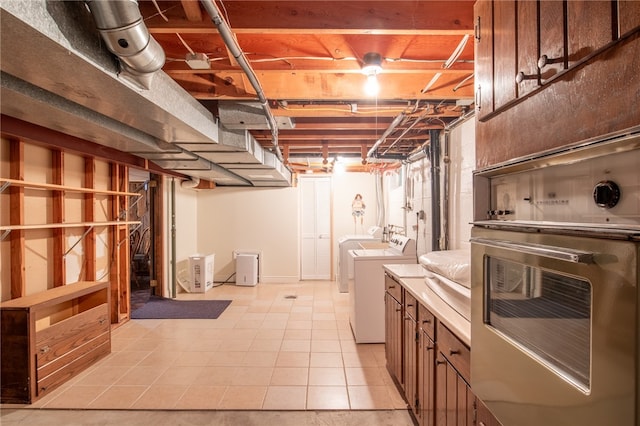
300 176 332 280
129 170 156 311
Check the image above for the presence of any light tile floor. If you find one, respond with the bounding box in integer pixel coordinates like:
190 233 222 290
4 280 410 415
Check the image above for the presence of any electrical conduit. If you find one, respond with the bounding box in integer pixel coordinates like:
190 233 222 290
200 0 283 161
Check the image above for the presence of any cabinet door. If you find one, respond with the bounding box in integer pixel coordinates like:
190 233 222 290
419 330 435 426
474 0 494 120
516 0 539 96
476 397 503 426
567 1 614 66
619 0 640 36
385 292 403 384
493 0 517 111
404 314 418 417
538 0 567 83
435 354 474 426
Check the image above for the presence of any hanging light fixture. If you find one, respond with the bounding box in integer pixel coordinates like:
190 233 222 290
361 52 382 96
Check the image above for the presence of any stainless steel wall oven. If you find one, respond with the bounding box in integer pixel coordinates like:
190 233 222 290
471 130 640 426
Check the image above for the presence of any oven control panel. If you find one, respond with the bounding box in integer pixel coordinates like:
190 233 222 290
485 146 640 226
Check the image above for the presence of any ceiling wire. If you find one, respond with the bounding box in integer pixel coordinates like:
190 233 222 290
176 33 195 55
453 73 474 92
277 105 407 115
148 0 170 22
215 0 231 24
443 35 471 69
380 109 432 156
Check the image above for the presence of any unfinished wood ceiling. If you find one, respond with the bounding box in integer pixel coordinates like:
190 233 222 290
138 0 475 173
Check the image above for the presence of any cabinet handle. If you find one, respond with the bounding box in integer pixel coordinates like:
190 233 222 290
39 346 50 354
396 308 402 312
475 87 481 110
474 16 481 41
99 318 107 325
449 349 460 356
388 285 395 289
538 54 564 69
406 304 413 307
436 359 447 366
422 319 431 324
515 71 537 84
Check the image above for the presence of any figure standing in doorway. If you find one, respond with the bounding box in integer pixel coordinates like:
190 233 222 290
352 193 366 233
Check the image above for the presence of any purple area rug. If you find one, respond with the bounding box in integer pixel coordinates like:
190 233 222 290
131 296 232 319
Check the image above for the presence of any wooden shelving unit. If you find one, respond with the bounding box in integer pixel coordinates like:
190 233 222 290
2 171 139 289
0 281 111 404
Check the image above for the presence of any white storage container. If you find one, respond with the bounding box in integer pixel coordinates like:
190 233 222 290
189 254 215 293
236 254 258 286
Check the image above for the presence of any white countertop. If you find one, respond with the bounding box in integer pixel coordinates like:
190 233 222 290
384 264 471 347
383 263 425 278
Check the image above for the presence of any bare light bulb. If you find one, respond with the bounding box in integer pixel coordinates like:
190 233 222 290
364 74 380 96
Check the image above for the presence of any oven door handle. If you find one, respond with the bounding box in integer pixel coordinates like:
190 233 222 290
470 237 595 264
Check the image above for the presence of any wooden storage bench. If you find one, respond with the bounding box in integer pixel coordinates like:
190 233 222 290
1 281 111 404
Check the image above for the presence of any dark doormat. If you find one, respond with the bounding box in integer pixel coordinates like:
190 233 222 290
131 296 232 319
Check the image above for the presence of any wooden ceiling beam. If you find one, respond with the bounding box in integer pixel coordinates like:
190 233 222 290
141 1 475 33
180 0 203 22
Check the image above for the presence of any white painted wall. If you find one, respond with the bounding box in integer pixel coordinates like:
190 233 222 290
195 185 299 283
386 169 407 233
406 159 432 255
186 172 380 285
332 172 378 237
405 116 476 255
447 117 476 250
173 180 199 263
330 172 378 280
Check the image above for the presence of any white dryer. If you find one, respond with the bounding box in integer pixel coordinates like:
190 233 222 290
348 235 417 343
337 226 382 293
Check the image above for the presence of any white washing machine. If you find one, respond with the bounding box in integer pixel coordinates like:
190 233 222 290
348 235 417 343
337 226 382 293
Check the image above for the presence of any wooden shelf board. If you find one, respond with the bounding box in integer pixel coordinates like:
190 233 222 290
0 281 108 309
0 178 140 197
0 221 140 231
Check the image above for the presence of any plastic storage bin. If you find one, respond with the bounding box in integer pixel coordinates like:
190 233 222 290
189 254 215 292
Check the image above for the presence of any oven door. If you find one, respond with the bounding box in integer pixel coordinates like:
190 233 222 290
470 226 638 426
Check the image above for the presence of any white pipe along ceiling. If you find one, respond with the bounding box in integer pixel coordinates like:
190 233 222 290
0 0 292 187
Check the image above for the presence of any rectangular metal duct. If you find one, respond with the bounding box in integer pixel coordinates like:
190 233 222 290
218 102 295 130
0 72 169 155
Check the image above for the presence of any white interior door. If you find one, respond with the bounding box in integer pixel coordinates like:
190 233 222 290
300 177 331 279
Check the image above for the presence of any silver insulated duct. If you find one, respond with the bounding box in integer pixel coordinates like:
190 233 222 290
85 0 165 89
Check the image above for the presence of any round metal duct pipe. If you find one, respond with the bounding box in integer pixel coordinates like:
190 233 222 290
86 0 165 85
